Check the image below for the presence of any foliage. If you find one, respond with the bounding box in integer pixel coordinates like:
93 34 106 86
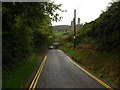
3 55 38 88
2 2 61 72
67 1 120 51
59 1 120 88
88 1 120 50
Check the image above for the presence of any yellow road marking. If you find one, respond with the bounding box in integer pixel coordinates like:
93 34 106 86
29 56 47 90
32 56 47 89
67 56 114 90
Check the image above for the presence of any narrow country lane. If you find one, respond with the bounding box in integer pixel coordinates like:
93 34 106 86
34 49 107 88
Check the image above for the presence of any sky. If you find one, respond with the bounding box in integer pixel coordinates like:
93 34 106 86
51 0 112 26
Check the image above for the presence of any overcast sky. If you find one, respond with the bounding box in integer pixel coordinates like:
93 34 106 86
52 0 112 26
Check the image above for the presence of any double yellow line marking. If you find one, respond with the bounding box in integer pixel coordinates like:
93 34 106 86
28 54 113 89
67 56 114 90
29 56 47 90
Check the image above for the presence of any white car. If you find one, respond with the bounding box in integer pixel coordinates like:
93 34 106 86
48 46 54 49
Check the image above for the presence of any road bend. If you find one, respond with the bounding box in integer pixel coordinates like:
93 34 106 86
35 49 107 88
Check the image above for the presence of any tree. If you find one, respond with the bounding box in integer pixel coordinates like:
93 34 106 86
2 2 62 68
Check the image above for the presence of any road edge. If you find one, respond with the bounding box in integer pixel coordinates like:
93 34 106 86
67 55 114 90
29 56 47 89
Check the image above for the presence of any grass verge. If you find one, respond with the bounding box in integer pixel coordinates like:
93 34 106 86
60 46 119 88
3 54 38 88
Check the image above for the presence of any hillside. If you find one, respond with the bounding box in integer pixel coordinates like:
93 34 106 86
52 25 70 33
59 1 120 88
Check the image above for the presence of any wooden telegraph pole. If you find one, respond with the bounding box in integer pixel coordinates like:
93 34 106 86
74 9 76 48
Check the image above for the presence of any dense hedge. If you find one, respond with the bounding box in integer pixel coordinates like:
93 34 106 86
2 2 61 68
68 1 120 52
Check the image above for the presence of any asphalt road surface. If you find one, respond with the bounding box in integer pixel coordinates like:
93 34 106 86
36 49 106 88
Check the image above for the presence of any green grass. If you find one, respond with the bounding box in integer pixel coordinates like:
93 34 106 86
60 46 119 88
64 48 76 56
3 54 38 88
54 32 67 36
54 32 68 42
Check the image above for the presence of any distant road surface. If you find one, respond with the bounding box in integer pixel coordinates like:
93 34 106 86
34 49 107 88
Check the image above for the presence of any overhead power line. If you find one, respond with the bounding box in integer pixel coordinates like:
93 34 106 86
75 0 86 9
